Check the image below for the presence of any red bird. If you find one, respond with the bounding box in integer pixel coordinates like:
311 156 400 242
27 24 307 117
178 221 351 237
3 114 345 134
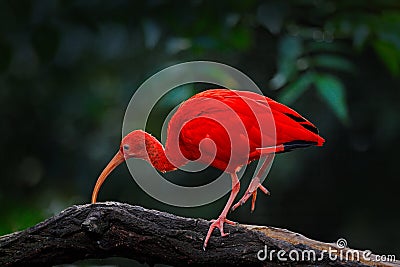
91 89 324 249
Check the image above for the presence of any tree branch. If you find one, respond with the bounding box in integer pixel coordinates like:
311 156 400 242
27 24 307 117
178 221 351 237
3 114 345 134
0 202 398 266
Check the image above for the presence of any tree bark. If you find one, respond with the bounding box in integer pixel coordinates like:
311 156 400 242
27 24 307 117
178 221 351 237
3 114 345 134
0 202 398 266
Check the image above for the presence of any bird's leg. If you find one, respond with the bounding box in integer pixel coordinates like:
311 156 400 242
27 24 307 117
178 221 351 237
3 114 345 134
231 154 273 212
231 176 270 212
203 172 240 250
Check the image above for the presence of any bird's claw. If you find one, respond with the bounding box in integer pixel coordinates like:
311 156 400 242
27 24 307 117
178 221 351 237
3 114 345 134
231 177 270 212
203 216 236 250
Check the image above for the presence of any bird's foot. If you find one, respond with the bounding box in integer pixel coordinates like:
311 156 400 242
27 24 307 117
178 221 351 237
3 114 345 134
231 177 270 212
203 216 235 250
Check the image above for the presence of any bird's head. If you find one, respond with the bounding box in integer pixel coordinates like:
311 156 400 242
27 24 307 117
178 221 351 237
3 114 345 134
91 130 150 203
120 130 150 160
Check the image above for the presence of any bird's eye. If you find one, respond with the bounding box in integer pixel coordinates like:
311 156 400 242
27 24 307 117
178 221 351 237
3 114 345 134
123 144 130 150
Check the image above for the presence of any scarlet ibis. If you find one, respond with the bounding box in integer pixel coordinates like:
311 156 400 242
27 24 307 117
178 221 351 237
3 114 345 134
91 89 325 249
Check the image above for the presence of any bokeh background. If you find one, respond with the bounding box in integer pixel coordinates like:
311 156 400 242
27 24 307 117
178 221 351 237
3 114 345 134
1 0 399 266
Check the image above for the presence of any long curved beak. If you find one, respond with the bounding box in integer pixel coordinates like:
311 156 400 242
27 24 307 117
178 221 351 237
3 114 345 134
91 150 125 203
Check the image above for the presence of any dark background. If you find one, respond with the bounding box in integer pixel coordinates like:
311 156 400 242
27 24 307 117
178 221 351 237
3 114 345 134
0 1 399 266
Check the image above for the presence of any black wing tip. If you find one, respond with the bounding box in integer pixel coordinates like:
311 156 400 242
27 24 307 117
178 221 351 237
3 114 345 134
283 112 320 135
282 140 318 152
300 123 319 135
284 112 307 123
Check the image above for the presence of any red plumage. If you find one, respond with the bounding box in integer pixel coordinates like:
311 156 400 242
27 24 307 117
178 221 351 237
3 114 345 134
91 89 325 249
165 89 324 172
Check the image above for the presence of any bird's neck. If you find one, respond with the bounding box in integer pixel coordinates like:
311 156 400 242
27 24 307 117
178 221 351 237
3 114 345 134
145 135 177 173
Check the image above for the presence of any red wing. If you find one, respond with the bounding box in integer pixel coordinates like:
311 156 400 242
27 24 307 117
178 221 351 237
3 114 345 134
166 90 275 171
226 90 325 148
165 89 324 171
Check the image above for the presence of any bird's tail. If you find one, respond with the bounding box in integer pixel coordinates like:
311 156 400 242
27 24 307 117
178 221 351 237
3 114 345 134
280 135 325 153
316 135 325 146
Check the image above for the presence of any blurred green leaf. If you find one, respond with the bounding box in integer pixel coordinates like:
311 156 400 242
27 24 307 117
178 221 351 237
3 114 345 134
279 35 302 60
311 54 356 72
257 1 287 34
315 74 349 124
229 26 252 50
269 72 287 89
373 40 400 75
353 24 370 49
278 71 315 104
271 36 303 89
0 205 44 235
306 42 349 53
